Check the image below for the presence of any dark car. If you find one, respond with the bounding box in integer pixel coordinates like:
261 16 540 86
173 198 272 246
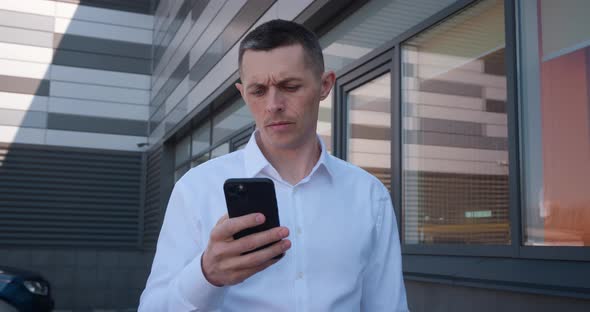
0 266 54 312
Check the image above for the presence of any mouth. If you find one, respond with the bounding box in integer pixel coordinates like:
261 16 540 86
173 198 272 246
267 121 293 127
266 121 294 131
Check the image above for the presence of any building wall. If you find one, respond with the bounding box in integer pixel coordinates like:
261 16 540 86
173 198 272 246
0 0 152 151
0 1 153 311
148 0 318 145
1 247 155 311
406 280 590 312
1 0 587 311
146 0 590 311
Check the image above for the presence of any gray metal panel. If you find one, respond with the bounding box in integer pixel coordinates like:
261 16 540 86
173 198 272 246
485 99 506 113
154 0 188 49
406 280 590 312
0 75 50 96
418 79 483 98
0 9 55 32
350 124 390 141
191 0 209 22
0 143 142 247
50 0 153 14
154 0 200 67
47 113 147 136
151 0 274 126
0 109 47 128
0 25 54 48
54 33 152 60
153 0 210 77
143 145 162 249
188 0 275 85
52 49 151 75
420 117 483 136
151 55 189 111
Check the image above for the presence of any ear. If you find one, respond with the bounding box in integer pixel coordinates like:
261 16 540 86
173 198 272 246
319 71 336 100
235 82 244 98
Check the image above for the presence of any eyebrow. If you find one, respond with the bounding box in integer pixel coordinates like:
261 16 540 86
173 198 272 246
246 77 303 90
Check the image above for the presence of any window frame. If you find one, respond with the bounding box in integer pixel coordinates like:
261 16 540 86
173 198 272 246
327 0 590 298
398 0 517 257
173 95 256 178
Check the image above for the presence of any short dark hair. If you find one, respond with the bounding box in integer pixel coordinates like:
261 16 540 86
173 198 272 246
238 19 324 75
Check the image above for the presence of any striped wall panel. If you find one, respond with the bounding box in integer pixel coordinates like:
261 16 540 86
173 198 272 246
50 0 153 15
0 143 142 247
143 145 162 249
0 1 153 151
148 0 318 144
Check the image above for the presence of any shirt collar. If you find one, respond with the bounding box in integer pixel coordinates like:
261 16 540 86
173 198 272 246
243 131 334 182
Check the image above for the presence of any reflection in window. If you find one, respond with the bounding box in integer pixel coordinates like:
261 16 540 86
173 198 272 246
211 143 230 159
520 0 590 246
174 135 190 167
317 90 333 153
346 73 391 190
318 0 453 153
212 98 253 144
191 152 210 168
174 164 189 182
320 0 454 72
235 141 248 151
192 121 210 156
401 0 509 245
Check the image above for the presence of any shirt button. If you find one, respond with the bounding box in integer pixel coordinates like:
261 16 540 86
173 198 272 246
297 272 304 279
296 227 302 235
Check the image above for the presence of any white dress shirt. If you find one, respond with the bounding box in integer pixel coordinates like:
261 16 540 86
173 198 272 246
139 133 408 311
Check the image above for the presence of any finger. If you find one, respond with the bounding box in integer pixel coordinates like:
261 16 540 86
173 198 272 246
231 257 280 284
228 226 289 255
216 214 229 226
232 239 291 270
211 213 265 241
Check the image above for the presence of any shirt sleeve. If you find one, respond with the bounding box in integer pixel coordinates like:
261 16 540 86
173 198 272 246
361 186 409 311
138 180 227 312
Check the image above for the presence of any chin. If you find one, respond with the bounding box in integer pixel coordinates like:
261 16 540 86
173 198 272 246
261 132 299 149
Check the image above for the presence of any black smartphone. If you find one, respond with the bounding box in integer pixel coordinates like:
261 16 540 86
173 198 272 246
223 178 283 258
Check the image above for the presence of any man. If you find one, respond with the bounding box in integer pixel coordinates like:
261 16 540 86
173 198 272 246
139 20 408 311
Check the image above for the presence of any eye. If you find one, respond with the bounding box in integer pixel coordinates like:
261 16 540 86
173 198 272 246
282 85 300 92
250 88 265 97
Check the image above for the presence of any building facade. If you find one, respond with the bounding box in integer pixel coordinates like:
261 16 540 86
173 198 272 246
0 0 589 311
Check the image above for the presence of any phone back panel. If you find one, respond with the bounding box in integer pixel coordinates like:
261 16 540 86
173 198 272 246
223 178 280 240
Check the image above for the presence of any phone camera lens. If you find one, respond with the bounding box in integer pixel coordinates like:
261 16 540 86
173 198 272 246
238 184 244 193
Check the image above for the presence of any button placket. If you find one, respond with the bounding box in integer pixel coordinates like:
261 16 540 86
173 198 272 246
292 186 307 311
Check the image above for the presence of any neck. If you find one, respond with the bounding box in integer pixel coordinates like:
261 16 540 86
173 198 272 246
256 132 321 185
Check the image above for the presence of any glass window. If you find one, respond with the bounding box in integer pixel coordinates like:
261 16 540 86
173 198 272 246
212 98 253 144
191 152 210 168
401 0 510 245
320 0 455 72
346 73 391 190
317 90 333 153
520 0 590 246
318 0 454 154
174 163 189 182
174 135 190 167
192 121 211 156
211 143 230 159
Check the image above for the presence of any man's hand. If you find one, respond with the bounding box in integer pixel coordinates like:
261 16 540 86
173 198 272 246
201 213 291 287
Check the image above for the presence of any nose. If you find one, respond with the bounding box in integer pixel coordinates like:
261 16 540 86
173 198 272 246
265 87 286 113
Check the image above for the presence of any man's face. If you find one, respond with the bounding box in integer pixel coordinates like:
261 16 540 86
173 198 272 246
236 44 334 151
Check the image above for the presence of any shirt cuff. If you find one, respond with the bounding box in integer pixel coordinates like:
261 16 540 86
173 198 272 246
176 251 227 310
